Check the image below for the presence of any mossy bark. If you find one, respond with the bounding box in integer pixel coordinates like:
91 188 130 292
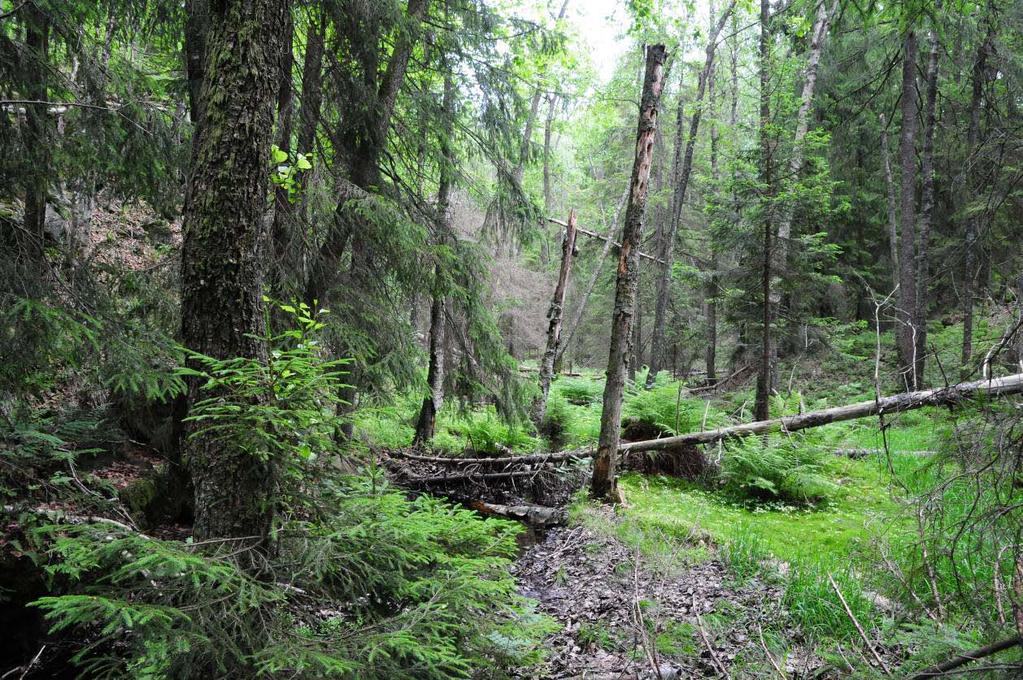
179 0 290 544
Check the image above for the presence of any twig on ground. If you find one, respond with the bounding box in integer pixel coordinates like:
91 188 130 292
693 592 729 678
632 550 662 679
878 545 938 621
757 622 786 679
1 644 46 680
828 573 892 676
915 506 946 620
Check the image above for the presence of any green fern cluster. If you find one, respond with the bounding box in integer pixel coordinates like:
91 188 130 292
721 434 839 504
623 384 728 436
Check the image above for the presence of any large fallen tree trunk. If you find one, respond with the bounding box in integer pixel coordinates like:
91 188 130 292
624 372 1023 454
398 373 1023 467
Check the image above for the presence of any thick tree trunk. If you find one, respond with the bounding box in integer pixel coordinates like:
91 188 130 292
180 0 290 545
21 4 49 262
533 210 578 425
646 0 736 388
591 44 667 503
915 17 940 386
753 0 774 422
962 9 995 371
896 31 919 389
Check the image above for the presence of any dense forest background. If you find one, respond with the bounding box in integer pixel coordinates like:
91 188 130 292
3 0 1023 677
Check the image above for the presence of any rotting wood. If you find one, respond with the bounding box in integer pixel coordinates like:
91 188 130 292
402 469 545 485
591 43 668 502
467 500 566 527
533 209 579 424
397 373 1023 467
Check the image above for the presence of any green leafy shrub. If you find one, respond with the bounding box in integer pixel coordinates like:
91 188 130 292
178 300 349 472
721 435 839 504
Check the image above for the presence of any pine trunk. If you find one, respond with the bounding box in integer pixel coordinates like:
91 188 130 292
753 0 773 422
414 292 447 444
896 31 919 388
915 18 940 386
414 70 456 444
22 5 49 262
706 30 720 385
879 113 900 291
184 0 208 125
962 8 994 371
180 0 290 545
591 44 667 502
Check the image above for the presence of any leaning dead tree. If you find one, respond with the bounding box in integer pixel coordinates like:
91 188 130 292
400 373 1023 469
532 209 578 424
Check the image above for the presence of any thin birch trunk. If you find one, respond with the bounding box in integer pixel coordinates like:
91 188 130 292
646 0 737 388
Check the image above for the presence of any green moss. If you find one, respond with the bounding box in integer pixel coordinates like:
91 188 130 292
654 620 698 656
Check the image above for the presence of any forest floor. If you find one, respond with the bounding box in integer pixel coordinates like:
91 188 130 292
372 355 964 677
511 515 803 679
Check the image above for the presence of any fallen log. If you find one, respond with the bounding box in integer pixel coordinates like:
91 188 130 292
622 372 1023 455
467 500 566 527
909 635 1022 679
397 373 1023 466
395 449 591 466
402 470 546 485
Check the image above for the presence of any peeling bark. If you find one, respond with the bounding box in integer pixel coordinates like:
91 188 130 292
591 44 668 502
533 210 578 425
